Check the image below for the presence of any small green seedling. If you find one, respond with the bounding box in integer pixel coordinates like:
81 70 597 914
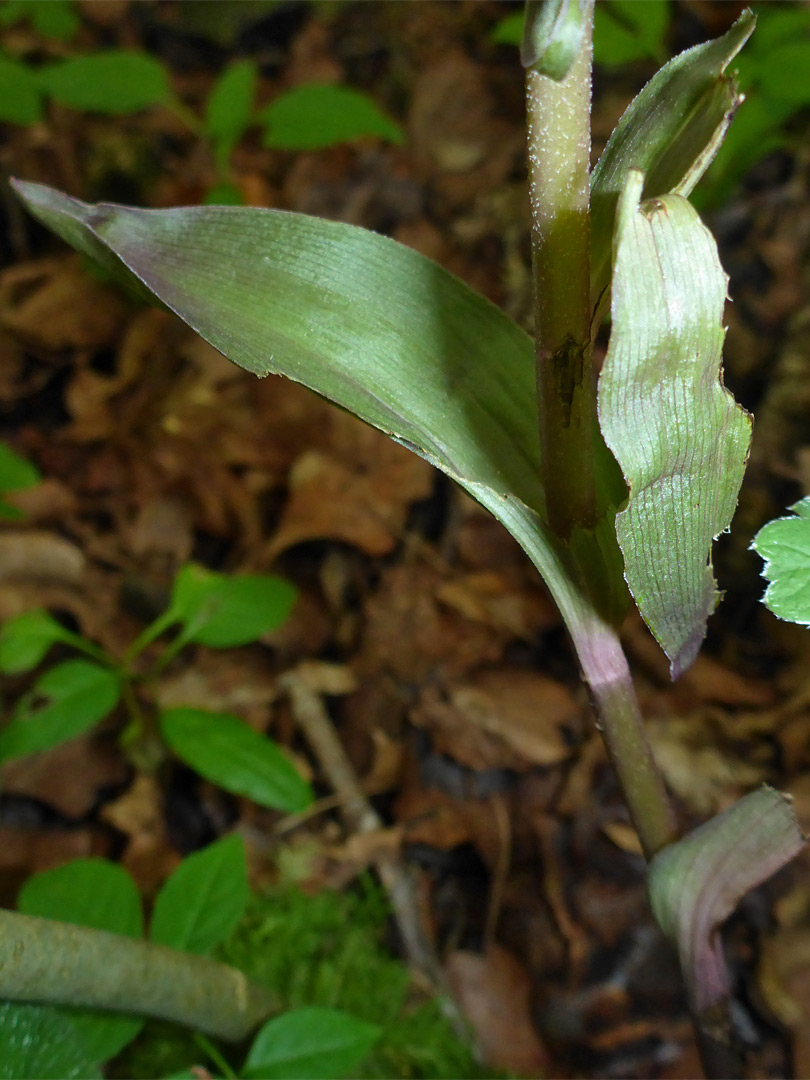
1 841 382 1080
0 440 41 519
0 0 79 42
0 15 404 205
7 2 809 1076
0 562 310 813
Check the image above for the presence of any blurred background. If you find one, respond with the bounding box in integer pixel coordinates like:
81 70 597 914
1 2 810 1077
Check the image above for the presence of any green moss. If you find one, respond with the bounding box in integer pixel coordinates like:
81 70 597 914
110 877 507 1079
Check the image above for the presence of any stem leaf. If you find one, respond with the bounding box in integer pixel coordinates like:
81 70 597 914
598 171 751 677
648 786 805 1029
590 10 754 319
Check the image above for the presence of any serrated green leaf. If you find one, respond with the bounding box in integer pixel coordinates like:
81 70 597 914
0 1001 101 1080
0 659 120 762
590 10 755 319
205 59 257 164
151 834 249 954
160 707 313 813
751 496 810 624
0 609 78 674
261 83 403 150
598 171 751 677
167 563 297 648
41 51 171 114
243 1007 380 1080
17 858 145 1060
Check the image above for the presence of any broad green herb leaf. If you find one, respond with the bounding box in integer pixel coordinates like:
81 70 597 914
648 787 804 1021
205 59 257 165
0 0 79 41
204 180 244 206
0 659 120 762
17 858 144 1061
160 707 313 812
752 497 810 624
243 1007 380 1080
0 440 41 518
598 171 751 678
590 9 754 318
490 11 523 47
520 0 591 80
261 83 403 151
10 180 631 641
592 0 669 69
168 563 298 647
18 858 143 937
151 834 249 954
40 51 171 114
0 57 43 125
0 609 82 674
0 1001 101 1080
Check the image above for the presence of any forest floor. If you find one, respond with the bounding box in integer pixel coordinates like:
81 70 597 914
2 2 810 1077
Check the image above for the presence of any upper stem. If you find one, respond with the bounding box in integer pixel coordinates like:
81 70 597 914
526 7 598 536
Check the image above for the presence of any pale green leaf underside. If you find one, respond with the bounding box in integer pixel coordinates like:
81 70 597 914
648 786 804 1018
598 173 751 678
12 180 626 638
752 496 810 625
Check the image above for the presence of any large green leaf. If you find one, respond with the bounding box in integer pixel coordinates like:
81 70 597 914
17 859 145 1062
0 1001 101 1080
11 180 627 640
590 9 754 318
598 171 751 677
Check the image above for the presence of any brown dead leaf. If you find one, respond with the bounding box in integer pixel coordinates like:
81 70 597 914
758 875 810 1078
445 944 549 1075
413 668 578 771
1 735 129 819
100 774 177 897
2 256 128 350
436 571 557 639
409 51 521 206
396 785 474 850
0 531 85 585
3 478 76 523
0 826 108 907
266 440 433 558
647 715 766 815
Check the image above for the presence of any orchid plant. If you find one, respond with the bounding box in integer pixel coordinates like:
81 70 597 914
4 2 807 1076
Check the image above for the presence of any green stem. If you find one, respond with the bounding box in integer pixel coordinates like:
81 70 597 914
526 6 597 536
0 909 277 1042
570 614 678 859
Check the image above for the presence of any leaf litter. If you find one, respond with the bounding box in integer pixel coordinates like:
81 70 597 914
0 2 809 1077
